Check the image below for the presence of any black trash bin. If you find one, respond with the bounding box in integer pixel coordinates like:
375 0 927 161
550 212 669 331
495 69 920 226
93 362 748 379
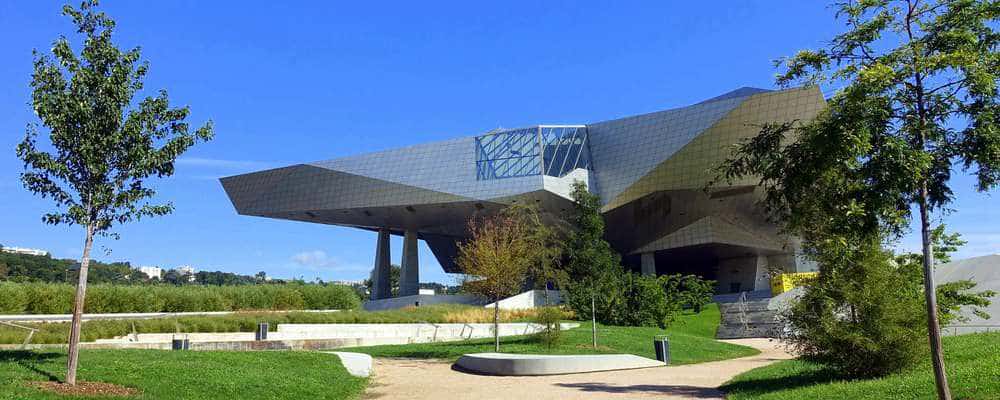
171 334 189 350
653 335 670 365
256 322 269 341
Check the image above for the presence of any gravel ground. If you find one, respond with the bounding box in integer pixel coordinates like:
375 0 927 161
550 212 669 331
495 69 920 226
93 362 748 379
362 338 793 399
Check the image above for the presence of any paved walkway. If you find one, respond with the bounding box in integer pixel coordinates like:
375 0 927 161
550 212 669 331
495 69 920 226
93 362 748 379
362 338 792 399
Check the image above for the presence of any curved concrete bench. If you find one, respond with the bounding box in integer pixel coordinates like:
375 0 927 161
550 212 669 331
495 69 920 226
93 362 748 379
455 353 664 376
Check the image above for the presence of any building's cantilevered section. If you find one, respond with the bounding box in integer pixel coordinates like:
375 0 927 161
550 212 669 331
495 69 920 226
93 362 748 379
221 86 826 297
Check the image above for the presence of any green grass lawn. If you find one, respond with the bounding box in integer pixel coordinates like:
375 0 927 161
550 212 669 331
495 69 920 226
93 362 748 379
0 350 367 399
721 332 1000 400
342 303 760 364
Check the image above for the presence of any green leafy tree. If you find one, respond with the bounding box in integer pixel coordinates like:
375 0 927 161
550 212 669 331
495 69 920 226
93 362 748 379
15 1 212 385
517 205 566 305
564 181 622 348
363 264 400 300
716 2 998 397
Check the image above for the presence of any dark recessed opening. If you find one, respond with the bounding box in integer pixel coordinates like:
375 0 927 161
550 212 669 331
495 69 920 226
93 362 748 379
305 211 317 218
363 210 372 217
405 206 416 213
474 203 484 210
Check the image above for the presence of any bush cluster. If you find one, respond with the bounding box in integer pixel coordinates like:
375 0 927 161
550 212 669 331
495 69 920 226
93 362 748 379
783 239 993 378
0 282 361 314
564 271 714 329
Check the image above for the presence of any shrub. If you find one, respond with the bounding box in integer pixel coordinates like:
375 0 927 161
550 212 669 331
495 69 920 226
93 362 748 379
565 270 679 328
783 240 927 377
294 284 359 310
679 275 715 313
266 286 306 310
22 283 74 314
0 282 28 313
533 306 564 348
624 273 673 328
784 238 994 378
0 282 362 315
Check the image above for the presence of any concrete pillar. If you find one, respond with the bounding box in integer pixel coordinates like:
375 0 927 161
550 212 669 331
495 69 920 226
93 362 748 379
371 229 392 300
640 252 656 276
754 255 771 291
399 229 419 297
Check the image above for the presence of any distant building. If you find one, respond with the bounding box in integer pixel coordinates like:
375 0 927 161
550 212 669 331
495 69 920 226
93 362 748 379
138 266 163 280
1 246 49 257
936 254 1000 335
418 288 435 296
176 265 196 281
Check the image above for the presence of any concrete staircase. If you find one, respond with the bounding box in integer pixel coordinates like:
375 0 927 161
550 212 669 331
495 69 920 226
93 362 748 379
715 291 781 339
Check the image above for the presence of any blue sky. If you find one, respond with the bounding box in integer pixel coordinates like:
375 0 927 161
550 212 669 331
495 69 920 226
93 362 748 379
1 1 997 284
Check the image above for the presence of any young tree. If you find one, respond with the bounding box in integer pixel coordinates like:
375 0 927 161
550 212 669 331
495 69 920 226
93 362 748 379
519 205 567 305
716 2 998 397
457 205 550 352
16 1 213 385
564 181 621 348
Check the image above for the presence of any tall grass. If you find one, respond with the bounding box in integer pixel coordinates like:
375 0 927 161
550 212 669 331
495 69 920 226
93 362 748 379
0 304 561 344
0 282 360 314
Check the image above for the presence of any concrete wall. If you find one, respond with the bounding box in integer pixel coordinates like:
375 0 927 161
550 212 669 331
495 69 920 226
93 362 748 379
82 322 581 351
716 255 771 294
484 290 564 310
361 294 485 311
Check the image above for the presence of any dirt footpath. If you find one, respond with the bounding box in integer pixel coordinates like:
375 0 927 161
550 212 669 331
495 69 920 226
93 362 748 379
362 338 792 399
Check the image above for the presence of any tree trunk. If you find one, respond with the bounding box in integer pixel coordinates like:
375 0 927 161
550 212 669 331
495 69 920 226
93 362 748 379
591 291 597 349
65 224 94 385
904 6 950 396
919 189 951 400
493 300 500 352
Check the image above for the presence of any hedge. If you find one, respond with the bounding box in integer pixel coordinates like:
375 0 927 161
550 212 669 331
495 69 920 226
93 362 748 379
0 282 361 314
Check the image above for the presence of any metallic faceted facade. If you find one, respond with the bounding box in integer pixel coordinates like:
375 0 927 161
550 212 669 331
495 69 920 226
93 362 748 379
221 86 826 293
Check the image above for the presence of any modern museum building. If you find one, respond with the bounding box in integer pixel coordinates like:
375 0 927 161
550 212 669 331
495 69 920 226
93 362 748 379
221 86 826 300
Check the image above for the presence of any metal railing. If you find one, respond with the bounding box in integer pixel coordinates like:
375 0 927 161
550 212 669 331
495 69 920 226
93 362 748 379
940 324 1000 336
737 291 751 335
417 321 441 343
0 321 39 349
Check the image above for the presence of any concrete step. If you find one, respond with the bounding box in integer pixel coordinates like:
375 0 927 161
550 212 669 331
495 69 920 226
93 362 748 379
719 303 771 314
715 323 782 339
720 311 777 325
713 290 773 303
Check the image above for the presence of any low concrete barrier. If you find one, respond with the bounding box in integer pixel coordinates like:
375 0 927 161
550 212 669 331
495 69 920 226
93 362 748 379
73 322 581 351
484 290 564 310
455 353 665 376
362 294 485 311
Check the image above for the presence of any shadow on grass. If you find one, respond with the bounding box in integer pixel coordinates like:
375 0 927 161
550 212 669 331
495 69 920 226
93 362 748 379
718 367 844 397
0 351 63 383
556 382 722 398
